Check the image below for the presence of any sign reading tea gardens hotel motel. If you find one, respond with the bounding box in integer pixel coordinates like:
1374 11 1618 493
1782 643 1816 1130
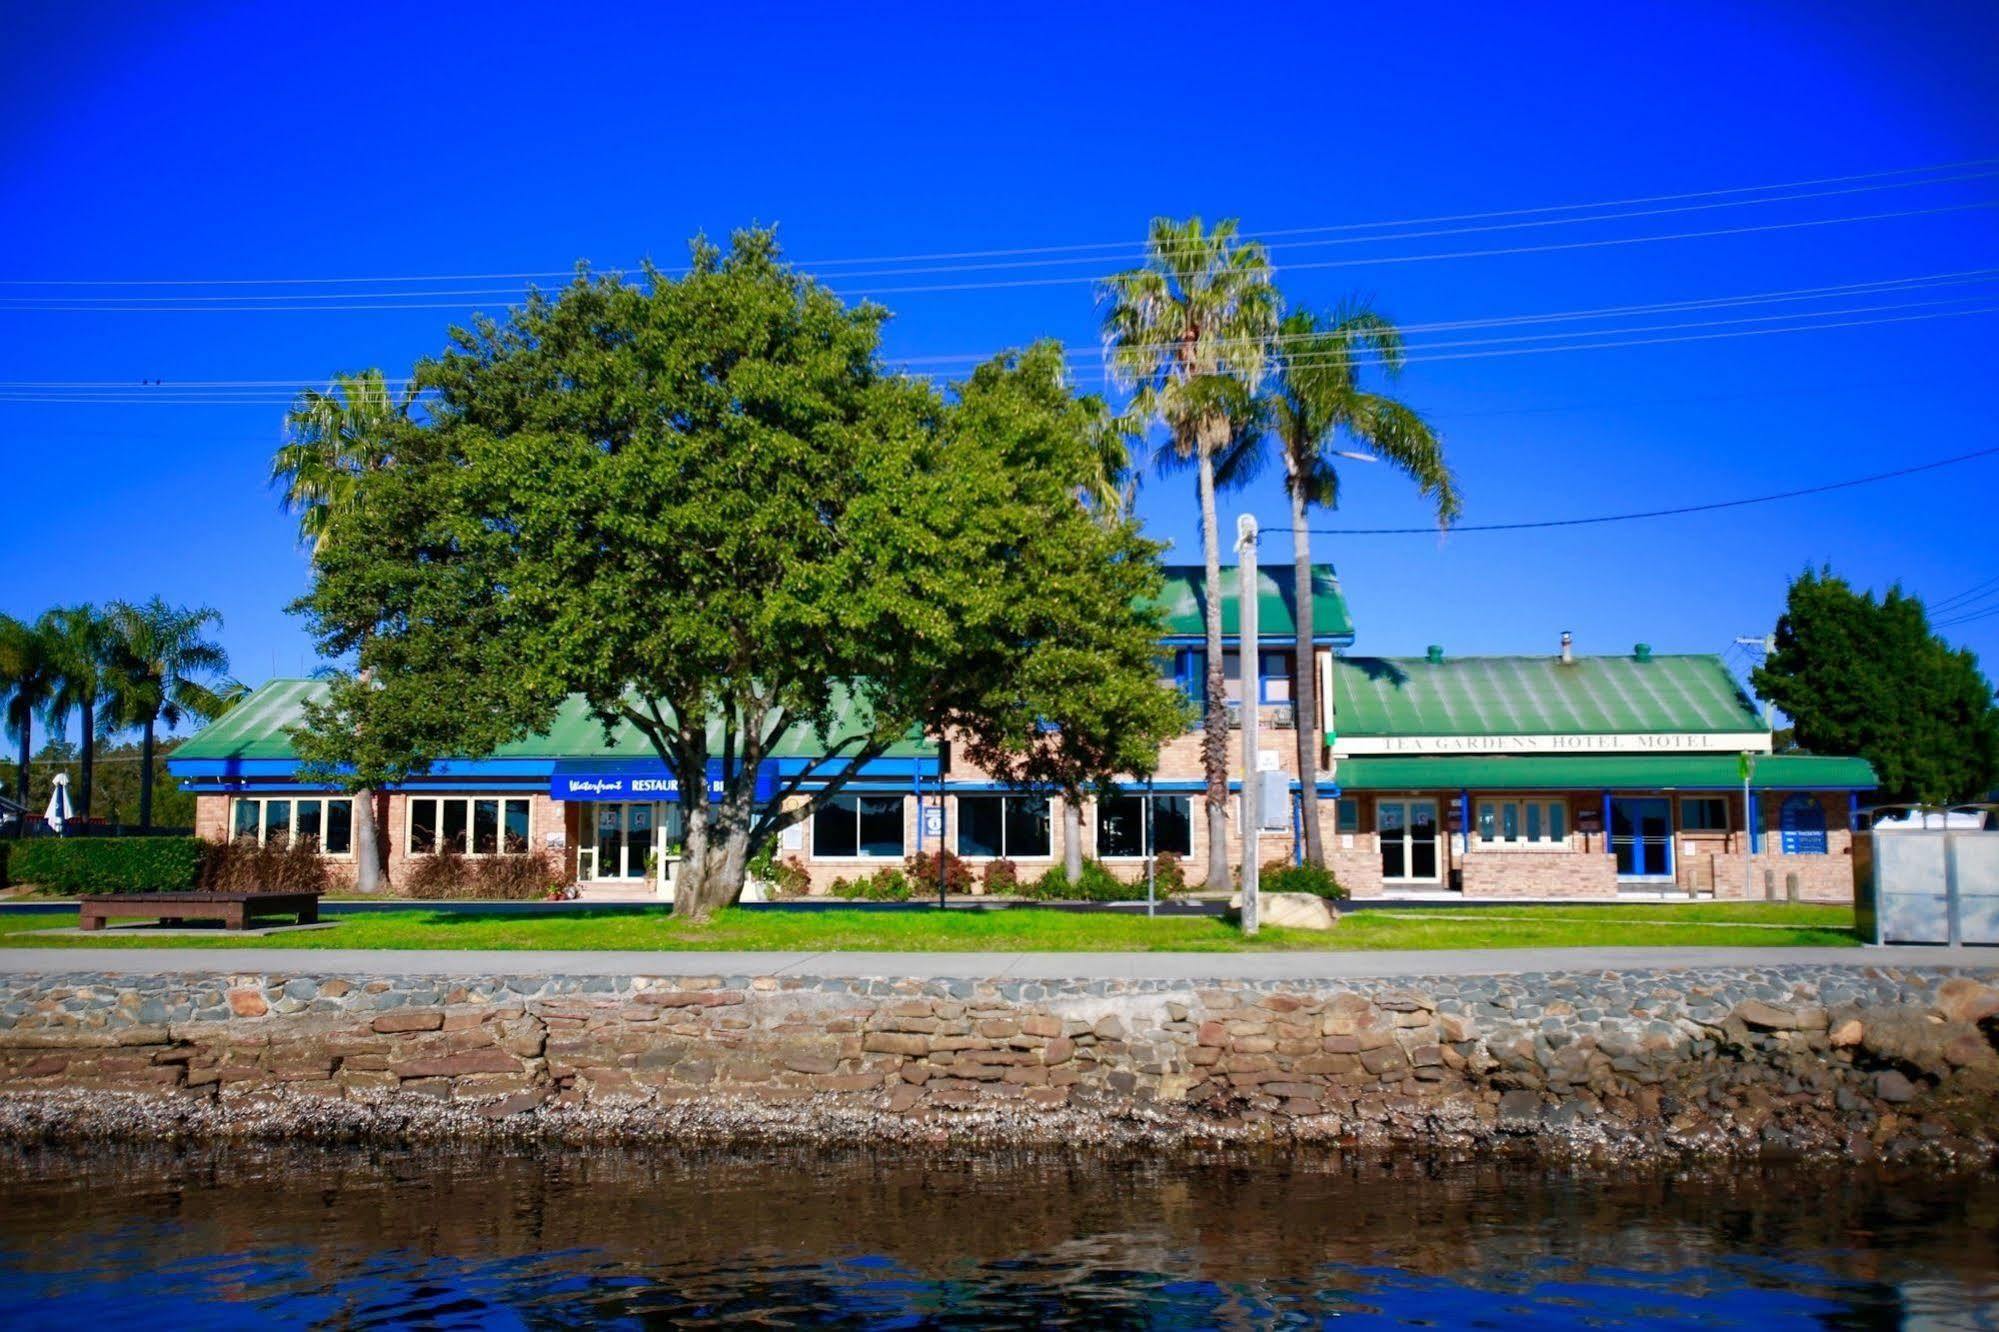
170 566 1874 902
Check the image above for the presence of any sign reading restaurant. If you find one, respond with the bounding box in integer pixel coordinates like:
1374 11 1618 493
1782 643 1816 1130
1335 732 1774 755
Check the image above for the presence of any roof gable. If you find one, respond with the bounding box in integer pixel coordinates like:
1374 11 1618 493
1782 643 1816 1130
1148 563 1354 641
1329 653 1765 737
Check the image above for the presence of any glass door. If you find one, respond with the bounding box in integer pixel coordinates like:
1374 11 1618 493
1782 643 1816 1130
1611 798 1675 881
583 802 659 881
1378 799 1441 884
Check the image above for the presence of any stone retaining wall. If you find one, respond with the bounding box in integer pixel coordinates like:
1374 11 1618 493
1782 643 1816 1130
2 965 1995 1157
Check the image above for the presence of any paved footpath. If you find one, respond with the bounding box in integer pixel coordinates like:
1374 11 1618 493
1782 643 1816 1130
0 945 1990 981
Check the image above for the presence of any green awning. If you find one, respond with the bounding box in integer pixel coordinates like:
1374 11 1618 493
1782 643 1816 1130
1331 753 1876 792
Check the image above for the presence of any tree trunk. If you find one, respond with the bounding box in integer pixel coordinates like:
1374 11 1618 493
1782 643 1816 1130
1063 796 1084 879
1198 449 1231 891
353 789 383 892
1291 481 1325 866
79 701 94 823
138 716 155 832
13 721 27 822
672 765 755 923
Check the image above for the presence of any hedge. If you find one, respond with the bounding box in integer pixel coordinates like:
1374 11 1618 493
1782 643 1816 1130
9 837 207 895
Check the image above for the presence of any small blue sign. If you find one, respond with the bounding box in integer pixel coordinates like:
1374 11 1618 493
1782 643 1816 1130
550 759 778 803
921 804 945 838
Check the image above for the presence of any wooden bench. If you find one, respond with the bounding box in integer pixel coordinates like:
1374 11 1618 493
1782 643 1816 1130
78 891 321 932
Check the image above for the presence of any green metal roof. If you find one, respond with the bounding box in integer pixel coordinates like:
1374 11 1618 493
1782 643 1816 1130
172 679 935 763
1147 564 1353 642
1334 753 1877 792
1330 653 1764 737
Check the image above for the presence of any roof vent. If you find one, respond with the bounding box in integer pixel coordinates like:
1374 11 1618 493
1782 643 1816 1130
1426 644 1445 665
1559 630 1574 664
1634 642 1653 662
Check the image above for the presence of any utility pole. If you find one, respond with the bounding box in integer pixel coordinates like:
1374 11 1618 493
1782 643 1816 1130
1237 514 1260 936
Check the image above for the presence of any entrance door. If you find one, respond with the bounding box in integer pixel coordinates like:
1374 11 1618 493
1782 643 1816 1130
584 802 657 881
1379 799 1441 884
1611 798 1675 881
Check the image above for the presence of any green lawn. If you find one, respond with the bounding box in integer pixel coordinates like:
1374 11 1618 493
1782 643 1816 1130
0 901 1861 952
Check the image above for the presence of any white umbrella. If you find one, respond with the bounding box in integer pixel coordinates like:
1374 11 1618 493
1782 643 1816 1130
44 773 73 835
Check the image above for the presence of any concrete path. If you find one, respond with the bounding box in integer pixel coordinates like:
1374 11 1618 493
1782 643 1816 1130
0 945 1990 981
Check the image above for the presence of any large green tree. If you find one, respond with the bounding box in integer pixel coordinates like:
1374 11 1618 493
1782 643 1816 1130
37 604 113 823
1261 304 1457 864
1751 567 1999 804
273 368 418 890
294 232 1185 919
100 598 233 831
1101 216 1278 888
0 614 54 818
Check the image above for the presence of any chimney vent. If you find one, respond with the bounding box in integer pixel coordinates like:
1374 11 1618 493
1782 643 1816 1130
1634 642 1652 662
1426 644 1445 665
1559 630 1574 664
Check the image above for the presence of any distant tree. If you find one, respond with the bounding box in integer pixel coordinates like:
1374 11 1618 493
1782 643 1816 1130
1751 567 1999 804
1260 304 1458 864
100 598 233 831
272 368 417 892
1101 217 1279 888
37 604 113 822
0 614 55 817
294 232 1185 920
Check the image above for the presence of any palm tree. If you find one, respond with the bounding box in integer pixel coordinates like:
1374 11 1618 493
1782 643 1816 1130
37 604 112 824
0 614 55 819
1264 304 1459 864
273 368 416 891
100 598 231 832
1101 217 1278 889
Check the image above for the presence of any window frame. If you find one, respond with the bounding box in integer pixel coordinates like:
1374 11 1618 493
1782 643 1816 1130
1473 796 1570 849
404 795 535 858
954 793 1053 860
1094 793 1194 860
230 795 356 858
811 793 906 860
1677 796 1730 833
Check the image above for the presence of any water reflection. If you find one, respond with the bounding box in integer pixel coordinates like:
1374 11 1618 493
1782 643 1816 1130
0 1143 1992 1328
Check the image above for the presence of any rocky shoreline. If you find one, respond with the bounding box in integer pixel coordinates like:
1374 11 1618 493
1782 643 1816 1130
2 963 1995 1163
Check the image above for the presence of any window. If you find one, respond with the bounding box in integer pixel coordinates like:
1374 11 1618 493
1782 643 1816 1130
1335 798 1360 834
1474 799 1568 846
956 794 1051 858
405 796 533 857
230 797 354 855
1095 794 1193 858
813 794 904 858
1219 650 1295 704
1679 797 1729 832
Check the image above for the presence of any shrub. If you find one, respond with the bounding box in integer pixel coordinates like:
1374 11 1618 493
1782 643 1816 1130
400 848 564 900
1259 859 1348 901
851 866 914 902
906 849 976 894
769 855 812 900
1152 851 1187 899
1024 859 1131 902
12 836 205 895
199 836 332 896
980 857 1021 896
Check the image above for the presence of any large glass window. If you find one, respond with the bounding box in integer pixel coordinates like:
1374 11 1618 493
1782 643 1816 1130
1335 798 1360 834
813 794 905 858
405 796 532 858
1679 797 1729 832
1475 799 1568 845
956 795 1051 858
1095 794 1193 858
230 797 355 856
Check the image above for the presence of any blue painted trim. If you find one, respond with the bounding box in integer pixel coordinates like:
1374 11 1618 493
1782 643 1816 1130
1157 633 1355 648
1749 790 1762 854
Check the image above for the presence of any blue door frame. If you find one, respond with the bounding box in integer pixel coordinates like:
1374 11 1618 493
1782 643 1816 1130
1610 797 1675 880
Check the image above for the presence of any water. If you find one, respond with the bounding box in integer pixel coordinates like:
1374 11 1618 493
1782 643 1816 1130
0 1143 1993 1329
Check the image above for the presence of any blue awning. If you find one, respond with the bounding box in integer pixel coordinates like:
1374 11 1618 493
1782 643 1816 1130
550 758 780 802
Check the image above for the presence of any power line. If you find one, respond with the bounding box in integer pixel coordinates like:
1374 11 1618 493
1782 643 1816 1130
1300 444 1999 535
1934 602 1999 629
1927 573 1999 613
4 155 1994 288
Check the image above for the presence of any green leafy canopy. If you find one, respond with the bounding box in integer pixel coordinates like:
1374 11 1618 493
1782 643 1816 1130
293 229 1186 909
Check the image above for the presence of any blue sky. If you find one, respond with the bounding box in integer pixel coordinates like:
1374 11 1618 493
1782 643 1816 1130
3 0 1997 741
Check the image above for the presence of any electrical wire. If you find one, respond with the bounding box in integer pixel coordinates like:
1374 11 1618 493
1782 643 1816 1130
1298 445 1999 535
